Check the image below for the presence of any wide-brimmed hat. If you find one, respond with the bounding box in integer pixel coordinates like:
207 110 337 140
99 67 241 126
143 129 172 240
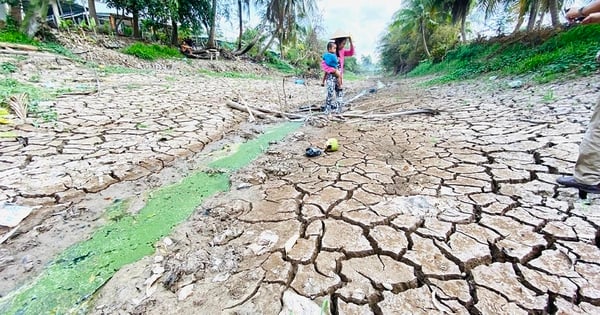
330 29 351 40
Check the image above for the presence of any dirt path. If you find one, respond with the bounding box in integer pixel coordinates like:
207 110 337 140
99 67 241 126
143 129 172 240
1 41 600 314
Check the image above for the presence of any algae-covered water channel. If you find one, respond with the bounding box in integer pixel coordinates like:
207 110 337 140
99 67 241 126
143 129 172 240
0 122 301 314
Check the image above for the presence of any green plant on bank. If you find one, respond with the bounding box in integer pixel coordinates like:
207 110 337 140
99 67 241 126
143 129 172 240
122 42 181 61
1 62 17 74
197 69 263 79
408 24 600 84
29 100 58 123
0 26 80 61
0 79 58 124
0 78 47 104
543 90 555 102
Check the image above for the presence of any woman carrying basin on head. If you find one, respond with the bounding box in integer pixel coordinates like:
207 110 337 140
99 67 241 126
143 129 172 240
321 30 355 115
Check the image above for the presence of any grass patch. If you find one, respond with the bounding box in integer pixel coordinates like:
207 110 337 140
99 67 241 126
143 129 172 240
0 26 38 45
122 42 182 61
264 59 295 74
408 24 600 84
0 78 49 104
198 69 263 79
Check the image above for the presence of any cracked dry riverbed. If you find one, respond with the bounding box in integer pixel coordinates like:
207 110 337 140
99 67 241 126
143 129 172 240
1 47 600 315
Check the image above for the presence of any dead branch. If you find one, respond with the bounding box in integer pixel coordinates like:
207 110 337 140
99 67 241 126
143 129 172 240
57 89 99 97
343 109 439 119
250 106 305 119
0 49 30 56
0 224 20 244
0 42 40 51
226 100 274 120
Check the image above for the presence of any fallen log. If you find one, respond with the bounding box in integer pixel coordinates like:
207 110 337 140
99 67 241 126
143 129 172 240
251 106 305 119
0 42 40 51
342 109 439 119
226 100 276 120
0 49 29 56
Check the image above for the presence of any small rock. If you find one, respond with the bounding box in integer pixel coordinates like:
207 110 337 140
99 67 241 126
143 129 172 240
508 80 523 88
177 284 194 301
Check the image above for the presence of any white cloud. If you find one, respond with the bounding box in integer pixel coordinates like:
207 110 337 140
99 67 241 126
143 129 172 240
317 0 403 62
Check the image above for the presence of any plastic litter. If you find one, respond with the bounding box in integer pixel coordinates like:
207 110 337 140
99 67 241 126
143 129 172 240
305 147 322 157
325 138 338 152
0 202 35 227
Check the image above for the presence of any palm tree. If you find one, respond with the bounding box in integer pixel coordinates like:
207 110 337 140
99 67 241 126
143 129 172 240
237 0 251 50
446 0 475 42
254 0 316 58
207 0 217 48
392 0 443 58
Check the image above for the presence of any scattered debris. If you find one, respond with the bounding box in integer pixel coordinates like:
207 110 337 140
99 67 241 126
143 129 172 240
279 290 322 315
0 202 36 228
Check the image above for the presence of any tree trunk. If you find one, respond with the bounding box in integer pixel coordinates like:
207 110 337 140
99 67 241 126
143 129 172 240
512 15 524 33
207 0 217 48
421 19 431 58
257 29 278 58
88 0 98 27
171 18 178 46
49 0 60 28
234 25 265 55
526 0 539 32
460 15 466 43
548 0 560 28
9 0 22 25
237 0 243 50
22 0 48 37
132 10 140 38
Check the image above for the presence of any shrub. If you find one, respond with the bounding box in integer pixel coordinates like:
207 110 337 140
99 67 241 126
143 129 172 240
122 43 181 60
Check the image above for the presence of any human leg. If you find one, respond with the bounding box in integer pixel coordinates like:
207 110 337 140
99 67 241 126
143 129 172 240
334 86 344 114
557 96 600 195
574 96 600 185
324 74 336 114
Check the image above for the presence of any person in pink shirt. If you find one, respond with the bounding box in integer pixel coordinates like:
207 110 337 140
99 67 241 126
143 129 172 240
321 32 355 115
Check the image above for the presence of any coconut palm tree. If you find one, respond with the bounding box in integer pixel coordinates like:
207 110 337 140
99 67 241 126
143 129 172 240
237 0 250 50
446 0 475 42
392 0 444 58
254 0 316 58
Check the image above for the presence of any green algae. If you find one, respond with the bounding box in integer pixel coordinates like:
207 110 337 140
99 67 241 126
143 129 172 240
0 122 301 314
209 122 302 171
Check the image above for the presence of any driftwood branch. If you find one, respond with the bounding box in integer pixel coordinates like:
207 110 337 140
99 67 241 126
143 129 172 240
0 42 40 51
226 100 305 120
226 100 275 120
0 224 20 244
343 109 439 119
0 49 30 56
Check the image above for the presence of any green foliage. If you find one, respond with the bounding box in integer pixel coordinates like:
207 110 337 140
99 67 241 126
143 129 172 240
122 42 182 60
29 101 58 123
1 62 17 74
0 78 47 105
407 24 600 84
198 69 263 79
0 27 38 45
344 57 359 73
264 53 295 74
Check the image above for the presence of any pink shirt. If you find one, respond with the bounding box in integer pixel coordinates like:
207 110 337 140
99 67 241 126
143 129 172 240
321 44 355 75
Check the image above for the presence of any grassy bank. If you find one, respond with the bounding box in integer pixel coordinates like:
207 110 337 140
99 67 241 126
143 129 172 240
408 24 600 84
